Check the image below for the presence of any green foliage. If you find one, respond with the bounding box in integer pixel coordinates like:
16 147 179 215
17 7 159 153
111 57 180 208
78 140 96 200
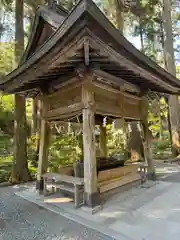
0 0 13 10
0 134 37 182
0 95 14 135
153 138 170 151
0 42 14 76
0 134 12 183
48 134 81 171
108 129 126 155
152 135 172 159
0 154 12 183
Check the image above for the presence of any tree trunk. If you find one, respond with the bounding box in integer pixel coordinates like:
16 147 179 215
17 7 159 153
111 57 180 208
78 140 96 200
32 99 38 134
113 2 143 162
32 99 41 167
30 4 41 166
139 17 144 52
10 0 30 183
163 0 180 156
127 122 143 161
10 95 30 183
114 0 124 32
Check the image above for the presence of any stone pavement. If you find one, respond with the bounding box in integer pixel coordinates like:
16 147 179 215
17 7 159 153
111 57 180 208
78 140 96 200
15 162 180 240
0 186 115 240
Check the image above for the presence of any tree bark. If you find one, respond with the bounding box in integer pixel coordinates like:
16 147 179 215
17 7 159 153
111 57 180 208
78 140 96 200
99 125 107 158
114 0 124 32
163 0 180 156
10 0 30 183
114 2 142 161
141 98 156 179
32 99 38 134
10 95 30 183
139 17 144 52
32 99 41 167
127 122 143 161
36 118 50 192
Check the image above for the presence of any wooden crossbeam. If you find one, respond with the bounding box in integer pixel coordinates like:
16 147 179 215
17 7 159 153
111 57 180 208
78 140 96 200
92 68 140 94
43 102 84 120
87 33 179 94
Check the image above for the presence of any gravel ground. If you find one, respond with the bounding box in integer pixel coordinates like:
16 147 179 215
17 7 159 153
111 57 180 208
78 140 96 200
0 186 114 240
161 171 180 183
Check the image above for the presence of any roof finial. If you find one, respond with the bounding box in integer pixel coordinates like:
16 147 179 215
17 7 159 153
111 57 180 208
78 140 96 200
48 0 57 9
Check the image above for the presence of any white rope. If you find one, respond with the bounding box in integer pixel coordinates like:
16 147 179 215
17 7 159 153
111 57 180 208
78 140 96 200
127 123 132 133
47 113 83 135
112 120 115 131
49 113 129 135
55 124 61 134
103 117 107 127
75 128 82 136
67 122 71 134
137 122 142 132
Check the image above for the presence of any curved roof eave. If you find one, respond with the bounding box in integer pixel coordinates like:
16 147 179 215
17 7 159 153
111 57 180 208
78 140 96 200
20 5 67 64
1 0 180 94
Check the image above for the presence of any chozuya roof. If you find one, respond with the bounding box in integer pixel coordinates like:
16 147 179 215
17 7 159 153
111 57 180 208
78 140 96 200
1 0 180 97
20 4 68 64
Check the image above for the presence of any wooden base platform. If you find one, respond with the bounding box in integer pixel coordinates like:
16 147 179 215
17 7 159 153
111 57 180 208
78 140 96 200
47 164 142 196
99 173 141 193
98 164 141 193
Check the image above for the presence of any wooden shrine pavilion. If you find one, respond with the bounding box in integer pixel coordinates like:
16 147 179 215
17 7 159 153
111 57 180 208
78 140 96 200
1 0 180 209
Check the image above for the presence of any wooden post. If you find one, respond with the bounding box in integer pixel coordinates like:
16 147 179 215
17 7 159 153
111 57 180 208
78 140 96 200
99 125 107 158
82 83 100 208
36 99 50 192
36 119 50 192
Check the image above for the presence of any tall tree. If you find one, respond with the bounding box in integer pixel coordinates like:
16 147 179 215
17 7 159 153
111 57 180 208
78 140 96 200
114 0 124 31
10 0 30 183
163 0 180 156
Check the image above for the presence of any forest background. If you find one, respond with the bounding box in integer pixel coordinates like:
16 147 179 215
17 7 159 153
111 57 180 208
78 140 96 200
0 0 180 183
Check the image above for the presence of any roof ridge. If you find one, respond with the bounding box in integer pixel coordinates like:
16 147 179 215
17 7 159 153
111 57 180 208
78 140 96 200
38 5 68 20
3 0 180 92
20 4 68 64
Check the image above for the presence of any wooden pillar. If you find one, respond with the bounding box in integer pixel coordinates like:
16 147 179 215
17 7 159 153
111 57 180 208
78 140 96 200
82 83 100 208
99 125 107 158
36 113 50 192
141 98 156 180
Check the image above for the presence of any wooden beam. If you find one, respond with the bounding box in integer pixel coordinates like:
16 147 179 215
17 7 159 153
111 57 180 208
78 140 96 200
36 103 51 192
92 79 141 101
44 102 84 120
87 33 180 93
92 68 140 94
46 77 81 101
95 102 141 120
82 82 100 208
5 31 86 92
49 76 78 91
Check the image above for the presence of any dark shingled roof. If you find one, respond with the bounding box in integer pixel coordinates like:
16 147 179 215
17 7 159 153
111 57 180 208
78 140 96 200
0 0 180 96
21 5 68 64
